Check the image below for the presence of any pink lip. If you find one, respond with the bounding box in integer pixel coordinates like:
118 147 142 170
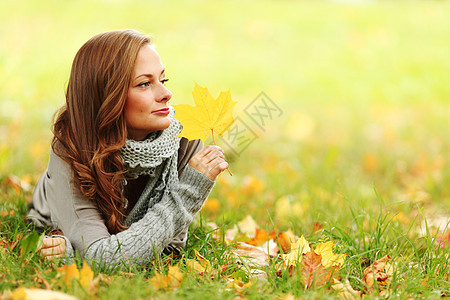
152 108 170 115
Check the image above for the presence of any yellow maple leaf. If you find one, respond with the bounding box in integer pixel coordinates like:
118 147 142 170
314 241 347 268
57 263 79 288
150 264 184 291
57 261 94 290
185 249 212 275
172 82 236 142
79 262 94 290
283 235 311 266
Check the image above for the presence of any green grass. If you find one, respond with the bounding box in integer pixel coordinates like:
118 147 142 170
1 0 449 298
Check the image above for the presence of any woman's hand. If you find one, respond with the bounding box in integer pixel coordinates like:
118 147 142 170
188 145 228 181
38 236 66 260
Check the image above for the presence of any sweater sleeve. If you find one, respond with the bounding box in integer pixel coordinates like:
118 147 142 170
83 164 214 266
34 149 214 267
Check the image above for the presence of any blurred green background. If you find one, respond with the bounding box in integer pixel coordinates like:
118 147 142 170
1 0 449 221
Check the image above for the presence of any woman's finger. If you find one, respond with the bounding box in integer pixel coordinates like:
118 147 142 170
196 145 224 158
40 243 66 257
205 158 229 180
40 237 65 249
202 149 225 164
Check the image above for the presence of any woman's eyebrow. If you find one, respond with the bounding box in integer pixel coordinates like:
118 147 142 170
134 69 165 80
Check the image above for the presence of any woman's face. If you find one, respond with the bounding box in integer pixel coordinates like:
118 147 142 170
124 44 172 141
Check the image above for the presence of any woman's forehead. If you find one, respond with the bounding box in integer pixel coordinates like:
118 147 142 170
133 44 164 78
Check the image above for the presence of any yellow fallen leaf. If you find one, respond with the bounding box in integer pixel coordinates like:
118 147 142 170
332 278 360 299
314 241 347 268
57 263 79 288
8 287 77 300
185 258 206 274
173 82 236 142
79 261 94 290
185 250 212 275
150 264 184 291
56 261 94 290
283 235 311 266
225 278 253 293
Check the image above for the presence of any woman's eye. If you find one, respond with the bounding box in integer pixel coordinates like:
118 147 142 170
161 79 169 85
138 81 151 87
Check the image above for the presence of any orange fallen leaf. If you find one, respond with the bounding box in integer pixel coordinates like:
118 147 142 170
301 251 339 289
246 228 277 247
275 228 297 253
149 264 184 291
363 255 391 293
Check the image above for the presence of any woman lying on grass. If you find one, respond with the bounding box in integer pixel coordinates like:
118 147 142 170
27 29 228 266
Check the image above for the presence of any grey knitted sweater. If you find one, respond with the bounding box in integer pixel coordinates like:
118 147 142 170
28 130 215 267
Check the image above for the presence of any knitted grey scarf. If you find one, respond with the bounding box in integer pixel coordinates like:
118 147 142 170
120 108 183 225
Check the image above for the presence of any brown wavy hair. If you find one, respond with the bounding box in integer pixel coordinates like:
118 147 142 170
52 30 150 234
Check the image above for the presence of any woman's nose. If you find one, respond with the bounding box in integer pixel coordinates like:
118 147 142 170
158 86 172 102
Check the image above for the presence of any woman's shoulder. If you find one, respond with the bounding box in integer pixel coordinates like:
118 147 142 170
47 143 72 179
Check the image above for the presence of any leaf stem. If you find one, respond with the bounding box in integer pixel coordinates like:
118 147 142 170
211 129 232 176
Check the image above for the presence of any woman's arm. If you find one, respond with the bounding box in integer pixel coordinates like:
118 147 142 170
38 145 226 267
84 164 214 266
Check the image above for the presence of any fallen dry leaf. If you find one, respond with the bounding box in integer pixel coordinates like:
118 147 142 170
57 261 94 290
225 278 253 294
275 228 297 253
57 263 79 288
332 278 361 299
283 235 311 266
314 241 347 268
149 264 184 291
363 255 391 293
0 234 21 253
4 175 32 193
185 249 212 275
5 287 77 300
231 242 270 267
246 228 277 247
301 251 339 289
79 262 94 290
